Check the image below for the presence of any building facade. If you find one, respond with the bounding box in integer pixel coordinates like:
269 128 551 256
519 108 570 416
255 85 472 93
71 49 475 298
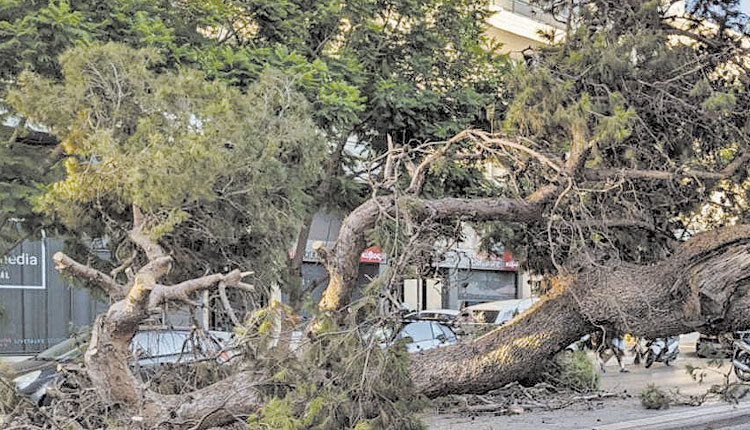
298 212 523 311
486 0 565 57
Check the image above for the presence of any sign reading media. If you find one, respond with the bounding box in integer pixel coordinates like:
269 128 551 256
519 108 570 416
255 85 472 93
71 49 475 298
0 240 46 289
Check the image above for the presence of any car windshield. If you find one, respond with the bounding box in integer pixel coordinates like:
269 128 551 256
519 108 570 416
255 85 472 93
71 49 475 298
131 331 193 359
437 323 457 341
130 329 226 361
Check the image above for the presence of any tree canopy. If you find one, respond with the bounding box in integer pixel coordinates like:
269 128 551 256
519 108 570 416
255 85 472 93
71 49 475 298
9 42 325 287
0 0 509 300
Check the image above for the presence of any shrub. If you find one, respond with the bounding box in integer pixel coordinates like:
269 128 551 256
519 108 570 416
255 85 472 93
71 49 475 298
640 384 671 409
547 350 600 392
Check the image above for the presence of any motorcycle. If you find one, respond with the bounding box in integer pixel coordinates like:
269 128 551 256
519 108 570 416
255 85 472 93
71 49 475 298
644 336 679 368
732 331 750 381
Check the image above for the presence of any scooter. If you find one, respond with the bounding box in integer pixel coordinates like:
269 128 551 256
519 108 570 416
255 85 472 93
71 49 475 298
644 336 679 368
732 331 750 381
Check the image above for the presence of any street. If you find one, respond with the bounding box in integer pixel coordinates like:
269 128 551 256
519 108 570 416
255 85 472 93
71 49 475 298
425 333 750 429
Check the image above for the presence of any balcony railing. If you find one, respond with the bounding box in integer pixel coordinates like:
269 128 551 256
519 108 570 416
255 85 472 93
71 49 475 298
490 0 567 29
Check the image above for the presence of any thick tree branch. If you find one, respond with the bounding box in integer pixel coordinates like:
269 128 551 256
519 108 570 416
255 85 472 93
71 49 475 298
583 159 749 182
410 225 750 397
130 205 167 261
218 281 240 325
467 130 564 173
110 249 137 279
148 269 253 308
318 190 553 311
53 251 127 299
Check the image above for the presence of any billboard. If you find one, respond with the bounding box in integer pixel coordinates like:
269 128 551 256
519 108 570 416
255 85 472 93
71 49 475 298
0 238 108 353
0 239 46 289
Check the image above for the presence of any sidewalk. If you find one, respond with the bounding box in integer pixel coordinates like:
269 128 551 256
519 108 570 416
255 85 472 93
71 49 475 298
425 332 741 429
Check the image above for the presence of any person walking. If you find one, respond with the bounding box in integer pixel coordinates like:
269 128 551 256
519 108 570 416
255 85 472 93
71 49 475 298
597 332 629 373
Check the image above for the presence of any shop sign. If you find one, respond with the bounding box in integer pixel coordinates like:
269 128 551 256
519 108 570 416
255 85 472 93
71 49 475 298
437 250 517 271
0 240 46 289
301 242 386 264
360 246 383 263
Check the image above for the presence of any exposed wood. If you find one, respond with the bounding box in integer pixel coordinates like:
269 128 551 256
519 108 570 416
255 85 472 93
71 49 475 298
409 226 750 397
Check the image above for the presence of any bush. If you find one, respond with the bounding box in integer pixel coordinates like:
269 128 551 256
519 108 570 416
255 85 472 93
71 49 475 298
547 350 600 392
640 384 671 409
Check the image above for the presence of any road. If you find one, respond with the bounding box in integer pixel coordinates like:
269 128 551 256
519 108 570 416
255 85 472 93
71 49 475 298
599 332 729 396
425 333 750 429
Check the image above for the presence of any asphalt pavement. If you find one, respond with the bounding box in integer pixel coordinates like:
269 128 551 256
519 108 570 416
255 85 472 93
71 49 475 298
425 332 750 429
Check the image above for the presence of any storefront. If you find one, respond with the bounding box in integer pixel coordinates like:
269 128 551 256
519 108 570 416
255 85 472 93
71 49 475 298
402 249 520 311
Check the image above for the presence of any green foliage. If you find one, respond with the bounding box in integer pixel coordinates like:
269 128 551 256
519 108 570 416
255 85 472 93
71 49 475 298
488 0 750 273
244 304 426 430
640 384 671 409
546 351 600 393
9 42 326 286
1 0 509 300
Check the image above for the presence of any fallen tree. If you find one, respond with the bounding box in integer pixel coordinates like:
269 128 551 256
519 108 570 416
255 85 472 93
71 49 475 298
9 0 750 428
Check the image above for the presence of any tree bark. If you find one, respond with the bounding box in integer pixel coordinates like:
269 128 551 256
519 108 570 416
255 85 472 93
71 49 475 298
288 210 315 310
54 206 263 428
410 226 750 396
56 206 750 426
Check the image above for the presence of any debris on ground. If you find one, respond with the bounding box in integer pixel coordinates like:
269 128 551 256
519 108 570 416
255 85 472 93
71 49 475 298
431 381 620 416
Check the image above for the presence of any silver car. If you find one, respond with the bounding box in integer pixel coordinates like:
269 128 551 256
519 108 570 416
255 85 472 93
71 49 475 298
396 321 457 353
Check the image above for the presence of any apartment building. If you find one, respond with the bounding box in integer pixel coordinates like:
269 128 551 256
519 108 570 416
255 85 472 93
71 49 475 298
486 0 565 57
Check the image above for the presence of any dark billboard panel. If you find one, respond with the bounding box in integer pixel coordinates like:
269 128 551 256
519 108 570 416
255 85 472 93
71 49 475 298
0 238 107 354
0 240 45 289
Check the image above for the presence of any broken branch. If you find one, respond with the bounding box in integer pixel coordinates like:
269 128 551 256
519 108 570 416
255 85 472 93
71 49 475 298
53 252 126 299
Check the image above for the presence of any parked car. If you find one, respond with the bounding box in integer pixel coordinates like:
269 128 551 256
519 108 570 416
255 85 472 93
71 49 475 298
403 309 460 323
6 332 89 405
4 327 234 405
395 321 458 353
732 331 750 381
463 298 540 325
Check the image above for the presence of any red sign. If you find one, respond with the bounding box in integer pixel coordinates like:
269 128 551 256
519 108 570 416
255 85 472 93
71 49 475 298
360 246 383 263
504 251 517 269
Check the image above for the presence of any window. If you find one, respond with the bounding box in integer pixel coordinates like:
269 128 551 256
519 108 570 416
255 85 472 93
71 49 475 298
435 323 457 342
399 322 434 342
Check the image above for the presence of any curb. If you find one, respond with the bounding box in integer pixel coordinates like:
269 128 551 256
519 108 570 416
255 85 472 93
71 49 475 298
597 402 750 430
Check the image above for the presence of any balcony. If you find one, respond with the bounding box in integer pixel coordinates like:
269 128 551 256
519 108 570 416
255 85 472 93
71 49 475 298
489 0 566 29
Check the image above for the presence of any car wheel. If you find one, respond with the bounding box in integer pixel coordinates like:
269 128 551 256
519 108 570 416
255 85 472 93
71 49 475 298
734 350 750 382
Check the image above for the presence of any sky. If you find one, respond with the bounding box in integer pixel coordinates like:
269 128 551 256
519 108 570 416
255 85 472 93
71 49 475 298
742 0 750 15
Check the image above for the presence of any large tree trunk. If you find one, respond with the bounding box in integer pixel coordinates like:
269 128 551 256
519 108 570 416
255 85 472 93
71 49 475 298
317 198 386 310
410 226 750 396
411 285 590 396
60 218 750 427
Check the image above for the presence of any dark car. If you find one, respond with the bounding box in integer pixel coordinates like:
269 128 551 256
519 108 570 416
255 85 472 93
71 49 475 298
5 333 89 405
4 327 234 405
